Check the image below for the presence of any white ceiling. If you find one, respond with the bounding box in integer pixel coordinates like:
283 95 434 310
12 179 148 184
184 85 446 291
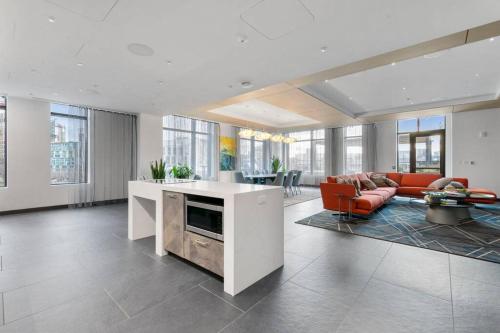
209 99 320 128
1 0 500 116
307 37 500 116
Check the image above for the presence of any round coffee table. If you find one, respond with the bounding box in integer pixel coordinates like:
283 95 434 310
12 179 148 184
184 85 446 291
424 202 474 225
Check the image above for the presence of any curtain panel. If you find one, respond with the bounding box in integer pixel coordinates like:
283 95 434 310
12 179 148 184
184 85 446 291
325 127 344 177
362 123 377 172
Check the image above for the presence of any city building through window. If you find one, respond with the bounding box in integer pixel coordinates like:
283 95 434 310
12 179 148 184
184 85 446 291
50 104 89 184
162 115 217 179
344 125 362 174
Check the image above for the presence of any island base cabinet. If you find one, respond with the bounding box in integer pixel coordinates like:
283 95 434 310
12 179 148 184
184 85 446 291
184 231 224 277
163 191 185 257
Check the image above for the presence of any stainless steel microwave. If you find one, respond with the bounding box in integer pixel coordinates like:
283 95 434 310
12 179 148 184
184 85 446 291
185 195 224 241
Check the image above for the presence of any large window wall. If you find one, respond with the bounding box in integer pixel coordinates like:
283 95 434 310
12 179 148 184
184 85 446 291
397 116 445 173
163 115 217 179
344 125 362 174
287 129 325 175
238 132 267 173
0 96 6 187
50 104 88 184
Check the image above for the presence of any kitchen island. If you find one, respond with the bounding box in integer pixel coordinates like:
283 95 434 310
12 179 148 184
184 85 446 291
128 180 284 296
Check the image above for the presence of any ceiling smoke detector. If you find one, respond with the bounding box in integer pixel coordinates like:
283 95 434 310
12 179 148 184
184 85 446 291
241 81 253 89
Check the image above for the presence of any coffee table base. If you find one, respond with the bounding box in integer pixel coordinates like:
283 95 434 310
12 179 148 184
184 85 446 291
425 205 472 225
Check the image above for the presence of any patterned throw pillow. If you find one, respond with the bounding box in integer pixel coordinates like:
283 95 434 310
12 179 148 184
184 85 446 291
384 178 400 188
345 178 362 197
449 181 465 189
428 177 452 190
370 174 388 187
360 179 377 190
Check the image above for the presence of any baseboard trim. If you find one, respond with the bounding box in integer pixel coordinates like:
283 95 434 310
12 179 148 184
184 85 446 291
0 198 128 216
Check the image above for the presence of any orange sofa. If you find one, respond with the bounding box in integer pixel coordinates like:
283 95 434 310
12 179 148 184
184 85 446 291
320 172 497 216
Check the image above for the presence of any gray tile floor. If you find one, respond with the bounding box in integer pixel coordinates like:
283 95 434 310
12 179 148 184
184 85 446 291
0 199 499 332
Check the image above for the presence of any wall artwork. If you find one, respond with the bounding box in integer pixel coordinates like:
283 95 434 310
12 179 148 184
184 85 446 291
220 136 236 171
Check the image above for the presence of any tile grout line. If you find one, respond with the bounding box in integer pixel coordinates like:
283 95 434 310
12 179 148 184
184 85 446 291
103 288 130 320
448 255 456 333
198 284 245 313
334 242 394 333
216 250 327 333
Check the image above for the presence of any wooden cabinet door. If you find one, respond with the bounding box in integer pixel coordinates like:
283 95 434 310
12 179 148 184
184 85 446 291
163 191 184 256
183 231 224 277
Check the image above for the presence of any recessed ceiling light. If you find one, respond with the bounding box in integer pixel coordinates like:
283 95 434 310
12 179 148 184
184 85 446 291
241 81 253 89
48 16 56 23
475 73 480 77
324 79 329 83
402 87 406 90
127 43 154 56
391 62 396 66
320 46 328 53
490 37 495 42
158 80 164 85
348 96 353 100
166 60 172 65
76 63 84 67
236 35 248 44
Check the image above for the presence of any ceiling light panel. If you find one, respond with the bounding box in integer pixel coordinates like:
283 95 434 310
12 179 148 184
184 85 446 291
209 100 320 128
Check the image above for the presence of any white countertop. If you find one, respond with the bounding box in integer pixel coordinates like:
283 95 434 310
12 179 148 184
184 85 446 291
129 180 280 198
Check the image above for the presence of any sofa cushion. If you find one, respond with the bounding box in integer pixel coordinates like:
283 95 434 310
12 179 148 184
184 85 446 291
385 178 400 188
354 195 385 210
428 177 452 190
356 173 370 182
360 179 377 190
396 186 433 197
386 173 403 185
361 187 397 201
370 174 389 187
400 173 441 187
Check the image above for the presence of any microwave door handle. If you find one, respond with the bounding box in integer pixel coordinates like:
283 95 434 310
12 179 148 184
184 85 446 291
185 201 224 212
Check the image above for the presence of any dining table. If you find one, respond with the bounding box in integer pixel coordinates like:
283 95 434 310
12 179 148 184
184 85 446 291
244 174 277 184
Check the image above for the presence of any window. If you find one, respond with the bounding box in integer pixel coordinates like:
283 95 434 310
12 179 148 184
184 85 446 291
287 129 325 175
50 104 88 184
238 131 267 173
163 115 217 179
344 125 362 174
0 96 6 187
397 116 445 174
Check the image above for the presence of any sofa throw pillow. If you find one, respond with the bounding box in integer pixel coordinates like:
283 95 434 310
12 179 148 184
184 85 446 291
345 178 361 197
384 178 400 188
360 179 377 190
370 174 388 187
428 177 452 190
449 181 465 189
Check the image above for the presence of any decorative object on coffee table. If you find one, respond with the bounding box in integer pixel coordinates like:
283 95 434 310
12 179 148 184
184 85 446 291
422 190 495 225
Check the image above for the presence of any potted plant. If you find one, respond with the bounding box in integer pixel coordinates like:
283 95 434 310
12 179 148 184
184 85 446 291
150 159 166 180
271 156 282 174
169 164 193 179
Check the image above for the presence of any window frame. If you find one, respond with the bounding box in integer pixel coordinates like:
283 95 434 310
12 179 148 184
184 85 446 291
162 115 216 179
237 133 268 173
50 107 89 185
285 129 325 175
343 125 363 175
0 96 7 187
397 116 446 174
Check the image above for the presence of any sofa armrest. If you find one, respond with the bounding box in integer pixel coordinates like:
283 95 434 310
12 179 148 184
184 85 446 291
320 182 356 212
451 177 468 188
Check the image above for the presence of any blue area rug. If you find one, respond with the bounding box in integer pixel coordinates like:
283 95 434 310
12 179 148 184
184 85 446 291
295 198 500 264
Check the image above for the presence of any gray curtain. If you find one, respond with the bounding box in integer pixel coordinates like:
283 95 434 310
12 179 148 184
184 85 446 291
325 127 344 176
362 123 376 172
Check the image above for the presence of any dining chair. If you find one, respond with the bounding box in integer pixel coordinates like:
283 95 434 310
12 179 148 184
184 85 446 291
193 174 202 180
266 171 284 186
235 171 251 184
254 170 260 175
283 171 295 197
292 170 302 194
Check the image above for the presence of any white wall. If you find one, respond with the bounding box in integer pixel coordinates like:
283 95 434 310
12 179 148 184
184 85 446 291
0 97 84 211
452 108 500 194
137 113 163 180
375 120 397 172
